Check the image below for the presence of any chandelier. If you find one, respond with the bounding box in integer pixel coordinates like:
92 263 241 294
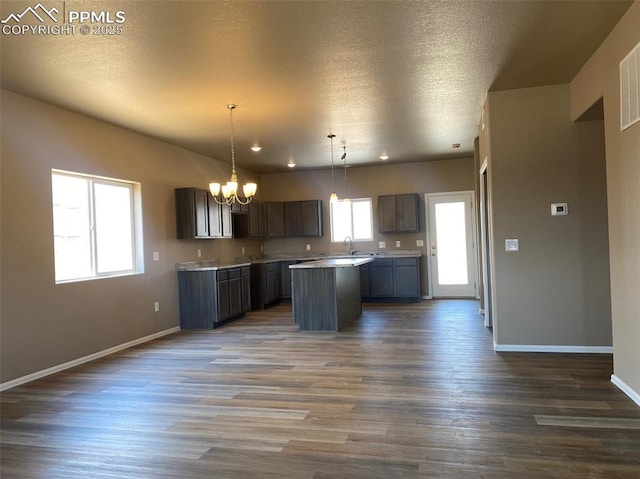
209 104 257 205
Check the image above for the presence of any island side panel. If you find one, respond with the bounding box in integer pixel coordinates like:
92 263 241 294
291 268 338 331
335 266 363 331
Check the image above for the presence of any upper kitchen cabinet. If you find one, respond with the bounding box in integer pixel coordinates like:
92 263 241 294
175 187 232 239
284 200 323 238
378 194 420 233
267 202 285 237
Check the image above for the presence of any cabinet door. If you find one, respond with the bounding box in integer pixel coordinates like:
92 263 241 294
258 201 268 238
370 259 394 296
175 188 209 239
248 200 261 238
359 264 371 297
217 279 230 321
302 200 323 237
266 263 281 303
284 201 303 237
280 261 295 298
397 194 419 232
241 274 251 312
393 258 421 297
221 203 233 238
207 195 223 237
267 202 285 237
228 276 243 318
378 195 397 233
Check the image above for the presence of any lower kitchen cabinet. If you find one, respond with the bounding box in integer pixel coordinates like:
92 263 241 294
361 257 421 302
251 262 282 309
178 266 250 329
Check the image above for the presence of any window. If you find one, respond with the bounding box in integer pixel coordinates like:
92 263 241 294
330 198 373 243
51 170 143 283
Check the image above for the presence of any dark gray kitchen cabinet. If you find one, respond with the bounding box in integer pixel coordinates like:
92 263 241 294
378 194 419 233
175 187 233 239
359 263 371 297
267 202 285 237
284 200 323 237
393 258 421 298
248 200 267 238
178 266 250 329
175 187 209 239
241 267 251 312
284 202 303 237
301 200 323 237
252 262 283 309
227 268 243 319
369 258 395 297
280 260 295 299
361 257 421 301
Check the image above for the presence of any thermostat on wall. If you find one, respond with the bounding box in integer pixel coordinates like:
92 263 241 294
551 203 568 216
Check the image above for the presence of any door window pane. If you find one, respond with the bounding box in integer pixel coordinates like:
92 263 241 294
435 202 468 285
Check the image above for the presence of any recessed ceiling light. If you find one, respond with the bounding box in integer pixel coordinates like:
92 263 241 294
379 154 389 160
251 145 262 152
287 159 296 168
452 143 461 149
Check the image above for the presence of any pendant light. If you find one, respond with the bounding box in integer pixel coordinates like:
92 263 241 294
328 134 338 203
342 145 349 203
209 104 257 205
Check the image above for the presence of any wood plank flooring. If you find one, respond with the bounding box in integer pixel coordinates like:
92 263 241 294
1 300 639 478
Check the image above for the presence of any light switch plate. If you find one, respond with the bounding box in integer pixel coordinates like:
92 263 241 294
152 251 160 262
396 241 401 248
197 249 202 258
416 239 424 247
505 239 519 252
306 244 311 251
378 241 386 249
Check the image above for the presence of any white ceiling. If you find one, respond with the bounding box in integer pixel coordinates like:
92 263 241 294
0 1 632 173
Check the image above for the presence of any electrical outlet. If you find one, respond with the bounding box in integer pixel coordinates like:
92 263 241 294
306 244 311 251
396 241 401 248
378 241 386 249
261 245 264 252
197 249 202 258
154 301 160 312
242 247 245 255
152 251 160 262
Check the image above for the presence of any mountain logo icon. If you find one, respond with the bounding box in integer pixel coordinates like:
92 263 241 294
1 3 59 24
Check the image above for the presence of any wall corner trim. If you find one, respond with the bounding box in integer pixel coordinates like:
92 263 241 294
611 374 640 407
0 327 181 392
493 344 613 354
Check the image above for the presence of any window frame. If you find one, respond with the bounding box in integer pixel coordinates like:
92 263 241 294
329 197 374 243
51 169 144 284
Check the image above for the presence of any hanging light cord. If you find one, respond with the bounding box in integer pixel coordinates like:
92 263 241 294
329 134 336 190
343 146 348 199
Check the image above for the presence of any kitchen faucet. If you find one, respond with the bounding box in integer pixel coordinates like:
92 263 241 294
342 236 356 255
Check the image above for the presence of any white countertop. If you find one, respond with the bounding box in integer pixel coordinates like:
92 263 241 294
289 257 374 269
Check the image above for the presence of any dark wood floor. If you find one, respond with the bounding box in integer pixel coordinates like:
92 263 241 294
2 300 639 478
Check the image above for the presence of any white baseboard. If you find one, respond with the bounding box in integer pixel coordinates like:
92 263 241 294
0 326 181 392
494 344 613 354
611 374 640 407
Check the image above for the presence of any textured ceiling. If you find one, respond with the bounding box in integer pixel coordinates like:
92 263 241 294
0 1 633 173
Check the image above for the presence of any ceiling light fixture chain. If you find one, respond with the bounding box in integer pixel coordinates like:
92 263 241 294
209 104 257 205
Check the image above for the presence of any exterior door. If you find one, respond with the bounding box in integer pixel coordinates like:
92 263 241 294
427 192 477 298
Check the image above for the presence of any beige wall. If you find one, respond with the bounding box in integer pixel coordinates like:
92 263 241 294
259 158 476 296
0 91 262 384
484 84 612 348
570 2 640 397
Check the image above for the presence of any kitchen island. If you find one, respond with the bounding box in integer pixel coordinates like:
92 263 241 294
289 257 374 332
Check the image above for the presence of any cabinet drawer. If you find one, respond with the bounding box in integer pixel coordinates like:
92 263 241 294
266 262 280 273
372 258 393 267
393 258 418 267
217 270 228 281
241 266 250 277
228 268 242 279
